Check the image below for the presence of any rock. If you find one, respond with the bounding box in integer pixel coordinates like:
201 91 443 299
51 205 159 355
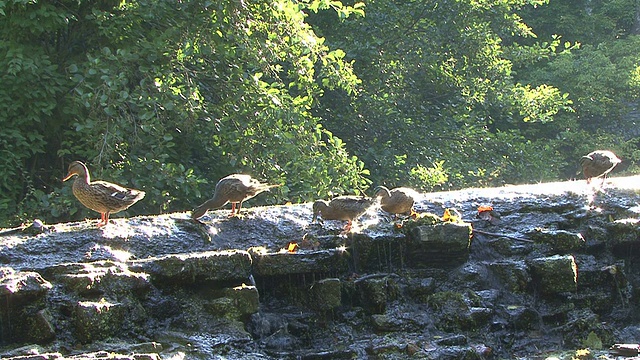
0 268 54 344
502 305 540 330
0 267 52 298
406 277 436 302
370 314 404 331
424 344 483 359
1 354 61 360
355 276 398 314
52 261 150 296
487 260 531 293
205 284 259 319
2 177 640 359
406 222 473 267
29 309 56 343
427 291 480 331
74 299 126 343
130 250 252 284
528 229 585 253
0 344 52 358
251 249 350 276
607 218 640 256
527 255 578 294
436 334 468 346
309 278 341 311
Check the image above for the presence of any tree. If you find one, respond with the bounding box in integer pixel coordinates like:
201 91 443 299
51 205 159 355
309 0 573 189
0 0 369 226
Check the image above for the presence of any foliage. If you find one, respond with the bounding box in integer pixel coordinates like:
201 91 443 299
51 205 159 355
518 0 638 45
1 0 369 226
0 0 73 224
518 38 640 125
1 0 639 227
309 0 577 190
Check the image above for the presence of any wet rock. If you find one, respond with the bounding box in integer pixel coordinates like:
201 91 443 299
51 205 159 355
3 177 640 358
354 276 399 314
114 341 164 354
251 249 350 276
130 250 252 284
406 277 436 302
502 305 541 330
69 351 160 359
528 229 585 253
365 336 407 357
455 262 491 288
581 225 608 253
527 255 577 294
247 312 289 340
297 349 358 359
29 309 56 344
607 218 640 255
574 255 622 289
538 299 574 324
427 291 481 331
469 306 493 326
486 237 532 256
436 334 468 346
0 344 50 358
74 298 127 343
556 309 615 349
2 354 61 360
488 260 531 293
424 344 483 360
51 261 150 297
0 268 54 344
309 278 341 311
205 284 259 319
406 222 473 268
370 314 405 331
342 234 406 272
0 267 52 298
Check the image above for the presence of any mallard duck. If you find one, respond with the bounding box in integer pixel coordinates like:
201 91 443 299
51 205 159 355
580 150 621 187
63 161 145 227
312 195 376 231
191 174 280 219
374 186 416 216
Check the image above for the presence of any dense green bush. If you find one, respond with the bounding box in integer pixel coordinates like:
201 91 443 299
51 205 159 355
1 0 638 227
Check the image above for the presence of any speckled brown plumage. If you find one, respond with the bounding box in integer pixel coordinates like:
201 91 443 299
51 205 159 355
63 161 145 227
312 195 376 231
191 174 280 219
374 186 416 216
580 150 621 186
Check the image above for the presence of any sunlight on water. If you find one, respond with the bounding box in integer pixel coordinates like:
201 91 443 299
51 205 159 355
101 220 137 239
422 176 640 204
84 244 133 262
163 352 186 360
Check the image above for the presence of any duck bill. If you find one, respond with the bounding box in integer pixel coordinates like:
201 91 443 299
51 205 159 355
62 173 74 182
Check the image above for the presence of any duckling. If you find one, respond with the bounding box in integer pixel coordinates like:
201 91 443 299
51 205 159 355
192 174 280 219
580 150 621 187
63 161 145 227
374 186 417 217
312 195 376 232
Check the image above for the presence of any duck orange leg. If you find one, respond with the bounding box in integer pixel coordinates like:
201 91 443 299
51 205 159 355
97 212 110 227
229 203 237 217
343 220 353 232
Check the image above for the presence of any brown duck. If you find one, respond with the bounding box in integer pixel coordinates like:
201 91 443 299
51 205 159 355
312 195 376 231
191 174 280 219
63 161 145 227
580 150 621 187
374 186 417 216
